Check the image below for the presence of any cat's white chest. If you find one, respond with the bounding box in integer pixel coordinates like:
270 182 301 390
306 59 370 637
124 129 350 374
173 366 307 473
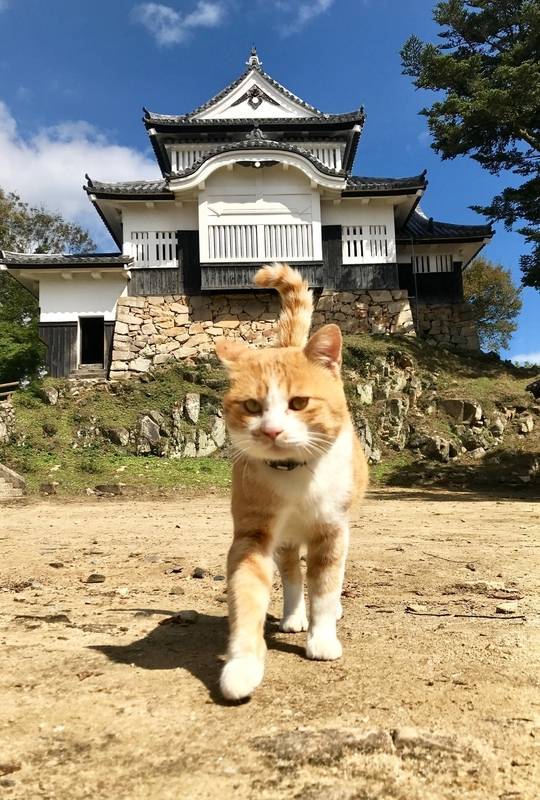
271 427 354 544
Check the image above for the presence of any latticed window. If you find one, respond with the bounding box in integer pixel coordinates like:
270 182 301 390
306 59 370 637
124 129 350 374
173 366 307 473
206 223 313 262
131 231 177 268
342 225 392 264
414 254 453 274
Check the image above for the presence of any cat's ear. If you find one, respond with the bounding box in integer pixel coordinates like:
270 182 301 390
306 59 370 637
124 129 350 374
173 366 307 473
215 339 249 369
304 324 342 375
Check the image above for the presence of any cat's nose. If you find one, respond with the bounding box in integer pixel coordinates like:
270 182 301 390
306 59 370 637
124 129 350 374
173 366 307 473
261 425 283 440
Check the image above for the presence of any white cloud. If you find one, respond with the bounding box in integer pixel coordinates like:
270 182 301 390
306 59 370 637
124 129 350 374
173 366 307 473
131 1 225 46
0 101 160 248
0 0 10 11
275 0 336 35
512 352 540 366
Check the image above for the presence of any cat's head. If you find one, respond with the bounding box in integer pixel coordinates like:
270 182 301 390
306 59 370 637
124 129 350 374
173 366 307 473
216 325 349 463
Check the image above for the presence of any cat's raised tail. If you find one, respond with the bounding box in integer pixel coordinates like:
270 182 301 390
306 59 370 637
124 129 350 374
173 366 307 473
254 262 313 348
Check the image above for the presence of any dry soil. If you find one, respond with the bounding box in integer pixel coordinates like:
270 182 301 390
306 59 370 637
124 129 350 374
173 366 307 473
0 489 539 799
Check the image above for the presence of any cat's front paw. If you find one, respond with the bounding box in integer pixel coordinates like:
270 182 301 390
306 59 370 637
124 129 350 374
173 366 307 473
306 631 343 661
220 656 264 701
280 612 309 633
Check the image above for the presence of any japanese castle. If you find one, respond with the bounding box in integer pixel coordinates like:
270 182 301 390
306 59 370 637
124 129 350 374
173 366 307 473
0 49 492 378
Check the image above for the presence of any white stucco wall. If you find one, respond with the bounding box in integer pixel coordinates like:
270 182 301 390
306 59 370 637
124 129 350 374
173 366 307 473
199 165 322 261
39 274 128 323
122 202 198 250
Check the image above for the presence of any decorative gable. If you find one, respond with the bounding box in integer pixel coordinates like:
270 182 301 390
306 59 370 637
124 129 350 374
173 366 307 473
192 48 321 121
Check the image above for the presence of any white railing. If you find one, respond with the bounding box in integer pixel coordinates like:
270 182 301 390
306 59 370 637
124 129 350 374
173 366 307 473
291 142 344 170
208 224 258 261
207 223 313 262
414 254 453 273
167 146 213 172
168 143 344 173
131 231 177 268
342 225 394 264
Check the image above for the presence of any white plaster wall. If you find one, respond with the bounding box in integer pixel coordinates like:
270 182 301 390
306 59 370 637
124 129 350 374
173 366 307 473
39 275 127 323
321 199 397 262
122 202 198 253
199 165 322 260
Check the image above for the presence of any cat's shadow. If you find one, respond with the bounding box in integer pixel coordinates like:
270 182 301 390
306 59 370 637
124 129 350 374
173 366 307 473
90 611 304 705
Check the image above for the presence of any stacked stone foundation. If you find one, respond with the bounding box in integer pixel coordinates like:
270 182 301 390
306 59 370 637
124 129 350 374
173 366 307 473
110 289 415 379
414 302 479 350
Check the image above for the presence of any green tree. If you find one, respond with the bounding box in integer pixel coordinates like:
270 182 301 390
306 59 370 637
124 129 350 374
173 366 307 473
0 188 95 382
463 256 522 351
401 0 540 288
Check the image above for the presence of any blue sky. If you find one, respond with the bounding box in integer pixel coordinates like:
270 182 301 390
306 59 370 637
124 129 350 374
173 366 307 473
0 0 538 362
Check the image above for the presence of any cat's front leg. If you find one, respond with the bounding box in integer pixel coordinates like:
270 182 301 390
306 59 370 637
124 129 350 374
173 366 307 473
306 522 349 661
220 529 274 701
274 544 308 632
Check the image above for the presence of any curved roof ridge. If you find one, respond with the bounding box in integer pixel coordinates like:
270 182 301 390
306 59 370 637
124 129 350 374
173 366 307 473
143 57 362 124
167 138 346 179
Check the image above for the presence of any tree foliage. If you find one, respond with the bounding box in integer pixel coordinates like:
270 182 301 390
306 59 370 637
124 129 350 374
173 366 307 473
463 256 522 351
0 188 95 382
401 1 540 288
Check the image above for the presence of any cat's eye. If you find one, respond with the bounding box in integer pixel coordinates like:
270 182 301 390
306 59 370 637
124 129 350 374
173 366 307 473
289 396 309 411
243 399 262 414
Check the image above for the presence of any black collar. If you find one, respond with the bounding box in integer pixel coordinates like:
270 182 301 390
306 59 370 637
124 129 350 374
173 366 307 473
265 459 307 472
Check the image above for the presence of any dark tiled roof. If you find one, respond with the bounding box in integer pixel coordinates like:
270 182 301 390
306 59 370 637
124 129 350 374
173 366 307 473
345 173 427 193
144 111 364 127
397 210 493 242
0 251 132 267
146 63 327 122
85 178 172 198
169 138 346 179
143 52 363 126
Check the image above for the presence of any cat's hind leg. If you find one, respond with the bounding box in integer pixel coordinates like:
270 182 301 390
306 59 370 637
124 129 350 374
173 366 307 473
306 522 348 661
274 544 308 633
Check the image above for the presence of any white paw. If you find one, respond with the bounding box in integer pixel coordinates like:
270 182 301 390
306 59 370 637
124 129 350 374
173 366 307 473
220 656 264 701
280 612 309 633
336 601 344 621
306 631 343 661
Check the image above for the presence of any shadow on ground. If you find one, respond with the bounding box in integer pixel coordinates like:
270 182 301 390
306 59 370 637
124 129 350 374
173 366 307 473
383 447 540 498
91 613 302 705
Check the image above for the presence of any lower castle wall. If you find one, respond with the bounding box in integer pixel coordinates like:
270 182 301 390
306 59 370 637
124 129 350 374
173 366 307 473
413 301 479 350
109 290 415 378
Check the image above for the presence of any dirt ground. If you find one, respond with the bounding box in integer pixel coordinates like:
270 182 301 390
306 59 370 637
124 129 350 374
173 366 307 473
0 489 539 800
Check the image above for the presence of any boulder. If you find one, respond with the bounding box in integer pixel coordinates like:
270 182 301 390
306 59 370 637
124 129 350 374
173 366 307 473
525 378 540 399
438 399 464 420
184 393 200 424
103 427 130 447
356 383 373 405
40 386 59 406
210 415 227 448
516 415 534 434
138 415 161 453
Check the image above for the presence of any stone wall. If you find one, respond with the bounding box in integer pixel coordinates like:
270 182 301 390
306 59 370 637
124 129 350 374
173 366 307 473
0 400 15 444
414 302 479 350
110 290 415 378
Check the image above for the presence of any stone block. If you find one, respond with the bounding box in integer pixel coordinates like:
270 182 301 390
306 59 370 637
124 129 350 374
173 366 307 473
153 353 172 365
369 290 392 303
215 320 241 329
116 312 141 325
115 321 129 335
130 357 152 373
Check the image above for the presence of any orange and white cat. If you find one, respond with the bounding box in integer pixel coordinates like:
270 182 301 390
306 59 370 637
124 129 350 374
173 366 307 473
215 263 368 701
